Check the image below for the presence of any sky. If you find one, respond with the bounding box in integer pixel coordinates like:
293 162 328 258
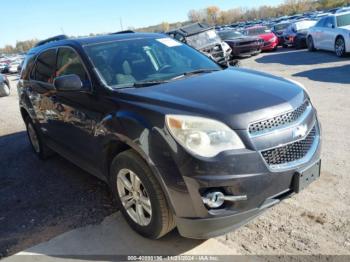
1 0 284 48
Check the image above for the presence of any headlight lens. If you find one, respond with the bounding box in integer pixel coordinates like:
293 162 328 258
166 115 245 158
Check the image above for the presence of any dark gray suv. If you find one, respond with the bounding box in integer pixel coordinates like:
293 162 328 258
18 32 321 239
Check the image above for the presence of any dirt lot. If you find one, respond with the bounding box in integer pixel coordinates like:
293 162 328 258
0 48 349 257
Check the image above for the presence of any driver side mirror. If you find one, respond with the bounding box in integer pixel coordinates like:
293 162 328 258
54 74 83 91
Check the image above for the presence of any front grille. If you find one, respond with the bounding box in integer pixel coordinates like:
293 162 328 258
249 100 310 135
261 125 317 166
202 44 224 60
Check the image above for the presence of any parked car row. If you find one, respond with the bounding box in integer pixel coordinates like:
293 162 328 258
213 8 350 58
0 54 24 74
0 73 10 97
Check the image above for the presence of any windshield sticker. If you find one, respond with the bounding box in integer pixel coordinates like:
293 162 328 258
156 38 182 47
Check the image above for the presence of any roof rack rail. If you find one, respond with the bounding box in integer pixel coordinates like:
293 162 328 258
109 30 135 35
35 35 69 47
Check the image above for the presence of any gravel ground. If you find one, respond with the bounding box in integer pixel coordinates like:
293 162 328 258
0 48 349 257
216 49 350 255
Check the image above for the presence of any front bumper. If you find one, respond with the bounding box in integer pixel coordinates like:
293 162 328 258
150 109 321 238
262 41 278 51
175 190 287 239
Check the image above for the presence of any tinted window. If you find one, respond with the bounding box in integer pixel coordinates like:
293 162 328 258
324 17 335 27
218 31 243 40
337 13 350 27
32 49 56 83
56 48 89 82
244 27 271 36
315 18 327 27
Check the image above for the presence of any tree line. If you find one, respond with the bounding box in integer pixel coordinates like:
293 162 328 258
1 0 349 54
186 0 350 25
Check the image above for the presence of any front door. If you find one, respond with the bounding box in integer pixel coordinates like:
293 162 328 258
49 47 101 174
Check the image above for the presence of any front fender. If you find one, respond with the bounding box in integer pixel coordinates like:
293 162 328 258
95 110 198 217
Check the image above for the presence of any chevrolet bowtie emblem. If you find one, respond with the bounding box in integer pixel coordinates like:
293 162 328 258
293 124 308 139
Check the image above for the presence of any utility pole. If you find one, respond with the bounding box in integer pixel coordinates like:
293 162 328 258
120 18 124 31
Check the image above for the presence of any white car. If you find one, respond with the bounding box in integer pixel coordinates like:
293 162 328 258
8 63 20 74
307 11 350 57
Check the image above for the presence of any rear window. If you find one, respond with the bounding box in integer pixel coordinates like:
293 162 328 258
244 27 270 36
337 13 350 27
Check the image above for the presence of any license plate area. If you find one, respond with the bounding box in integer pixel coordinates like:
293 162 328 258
293 160 321 193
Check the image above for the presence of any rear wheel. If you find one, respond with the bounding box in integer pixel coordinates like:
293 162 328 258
109 150 175 239
307 36 315 51
25 117 53 159
335 36 346 57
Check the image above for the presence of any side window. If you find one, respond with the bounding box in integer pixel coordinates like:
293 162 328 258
327 17 335 28
32 49 56 83
56 48 89 82
315 18 326 28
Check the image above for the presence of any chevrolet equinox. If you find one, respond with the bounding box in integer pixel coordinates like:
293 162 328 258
18 32 321 239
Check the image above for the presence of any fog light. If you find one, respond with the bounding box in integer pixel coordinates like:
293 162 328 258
202 192 225 208
202 191 248 209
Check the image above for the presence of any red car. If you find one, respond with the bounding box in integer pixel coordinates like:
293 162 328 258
243 26 279 51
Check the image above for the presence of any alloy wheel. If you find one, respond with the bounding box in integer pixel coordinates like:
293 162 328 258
117 168 152 226
335 38 345 57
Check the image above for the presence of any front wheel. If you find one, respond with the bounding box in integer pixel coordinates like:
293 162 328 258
335 37 346 57
109 150 175 239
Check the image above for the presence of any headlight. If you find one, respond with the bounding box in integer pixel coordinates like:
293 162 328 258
165 115 245 158
285 78 311 98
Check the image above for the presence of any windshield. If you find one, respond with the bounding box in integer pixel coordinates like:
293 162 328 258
185 29 222 49
84 37 220 88
244 27 271 36
218 31 244 40
337 13 350 27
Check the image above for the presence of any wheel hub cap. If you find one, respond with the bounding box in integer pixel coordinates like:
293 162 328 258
117 168 152 226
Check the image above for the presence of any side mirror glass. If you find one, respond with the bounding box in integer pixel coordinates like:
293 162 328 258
54 74 82 91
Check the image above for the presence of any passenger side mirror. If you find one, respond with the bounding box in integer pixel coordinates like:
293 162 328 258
54 74 83 91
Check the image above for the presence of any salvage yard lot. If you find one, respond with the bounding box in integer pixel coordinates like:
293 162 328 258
0 48 349 257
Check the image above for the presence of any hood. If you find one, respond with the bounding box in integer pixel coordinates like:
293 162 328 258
339 25 350 30
258 32 276 41
117 68 306 130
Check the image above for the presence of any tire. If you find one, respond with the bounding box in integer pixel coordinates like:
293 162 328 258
24 116 53 159
307 36 315 51
335 36 346 57
295 38 302 50
109 149 175 239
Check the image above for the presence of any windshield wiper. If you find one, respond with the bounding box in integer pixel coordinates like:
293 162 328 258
133 80 169 87
132 68 220 87
171 68 221 80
